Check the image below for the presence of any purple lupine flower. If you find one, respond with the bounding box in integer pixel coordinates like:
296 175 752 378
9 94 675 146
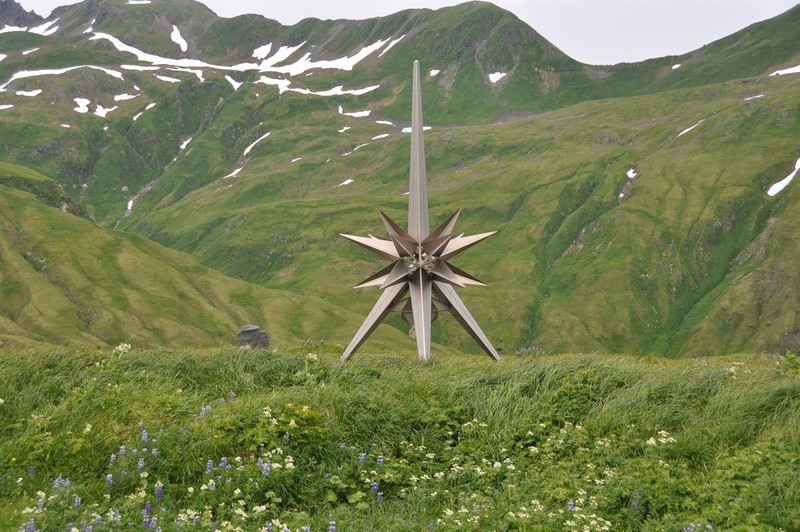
156 481 164 502
428 524 435 531
631 501 639 510
110 453 116 463
206 459 214 473
53 475 72 489
264 523 272 532
142 500 152 518
73 496 81 507
340 442 347 451
262 462 271 476
567 500 575 511
37 499 44 511
219 457 232 470
358 452 366 463
110 510 121 525
200 404 212 417
193 516 200 524
377 455 384 466
151 448 158 456
106 474 113 487
25 519 35 532
137 457 145 471
229 391 236 401
119 445 126 456
283 433 290 440
302 527 310 532
328 521 337 532
141 429 148 444
65 524 72 532
370 481 379 494
377 491 384 503
28 465 35 480
132 449 138 455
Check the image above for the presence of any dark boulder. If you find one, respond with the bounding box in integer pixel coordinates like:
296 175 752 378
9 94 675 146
236 324 269 348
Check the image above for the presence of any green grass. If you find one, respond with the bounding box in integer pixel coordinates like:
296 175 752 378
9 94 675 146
1 347 798 530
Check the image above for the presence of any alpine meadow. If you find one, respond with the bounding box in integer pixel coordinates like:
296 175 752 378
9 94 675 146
0 1 799 530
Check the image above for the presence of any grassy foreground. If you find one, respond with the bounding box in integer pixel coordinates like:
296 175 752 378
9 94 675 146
0 346 798 531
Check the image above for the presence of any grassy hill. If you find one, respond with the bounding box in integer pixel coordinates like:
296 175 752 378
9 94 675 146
0 180 415 349
1 1 799 354
0 347 798 529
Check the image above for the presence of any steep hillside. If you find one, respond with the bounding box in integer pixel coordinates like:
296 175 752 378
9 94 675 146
0 179 412 348
1 0 799 354
127 74 800 357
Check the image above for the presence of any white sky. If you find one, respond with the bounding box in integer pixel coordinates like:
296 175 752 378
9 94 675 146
16 0 799 64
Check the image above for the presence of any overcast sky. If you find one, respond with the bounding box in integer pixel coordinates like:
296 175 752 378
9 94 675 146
17 0 799 64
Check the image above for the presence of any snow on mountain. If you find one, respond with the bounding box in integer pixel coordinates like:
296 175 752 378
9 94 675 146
767 157 800 196
677 119 704 137
170 25 188 52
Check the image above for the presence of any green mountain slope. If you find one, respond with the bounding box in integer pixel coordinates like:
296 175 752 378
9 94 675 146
127 74 800 356
1 0 799 354
0 177 413 348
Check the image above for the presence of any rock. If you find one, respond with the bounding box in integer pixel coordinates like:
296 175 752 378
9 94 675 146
236 324 269 348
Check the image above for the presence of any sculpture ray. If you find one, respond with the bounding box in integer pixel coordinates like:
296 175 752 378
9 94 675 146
340 60 499 361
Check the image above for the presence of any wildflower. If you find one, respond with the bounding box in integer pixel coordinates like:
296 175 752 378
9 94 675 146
28 466 35 480
110 453 116 463
83 423 92 434
340 442 347 451
106 474 113 487
283 433 291 440
377 455 384 466
567 500 575 511
220 457 232 470
142 500 152 518
0 398 4 406
328 521 337 532
37 499 44 512
119 445 127 456
200 405 212 417
73 496 81 507
137 458 145 471
631 502 639 510
206 460 214 473
141 429 148 444
229 391 236 401
262 462 271 476
151 448 158 456
371 481 379 494
358 452 366 463
377 491 384 503
156 481 164 502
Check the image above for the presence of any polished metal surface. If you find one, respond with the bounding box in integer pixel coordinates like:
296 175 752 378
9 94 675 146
340 60 499 361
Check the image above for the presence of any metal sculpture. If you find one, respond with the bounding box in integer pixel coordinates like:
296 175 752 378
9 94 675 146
340 60 499 361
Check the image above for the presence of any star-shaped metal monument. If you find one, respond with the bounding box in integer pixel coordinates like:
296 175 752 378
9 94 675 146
340 60 500 361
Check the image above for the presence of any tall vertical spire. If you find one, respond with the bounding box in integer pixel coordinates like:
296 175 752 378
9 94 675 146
408 60 429 241
339 61 499 362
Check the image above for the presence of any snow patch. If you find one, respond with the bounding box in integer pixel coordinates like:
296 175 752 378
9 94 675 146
767 157 800 197
770 64 800 76
376 120 393 126
252 43 272 60
372 133 390 140
401 126 432 133
378 34 405 57
29 19 59 36
127 199 134 211
225 75 243 90
73 98 90 113
741 94 764 101
627 168 638 179
145 103 156 110
180 138 192 150
154 74 181 83
291 157 302 163
429 69 440 77
94 105 117 117
223 167 242 179
488 72 507 83
114 93 139 101
83 19 95 34
338 105 371 118
342 143 369 156
0 53 6 62
338 179 354 186
0 104 13 110
672 64 681 70
127 0 151 4
16 89 42 96
0 26 27 34
338 126 351 133
121 65 160 71
243 131 271 157
132 112 143 121
22 48 40 55
170 25 188 52
677 119 704 137
61 124 70 128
